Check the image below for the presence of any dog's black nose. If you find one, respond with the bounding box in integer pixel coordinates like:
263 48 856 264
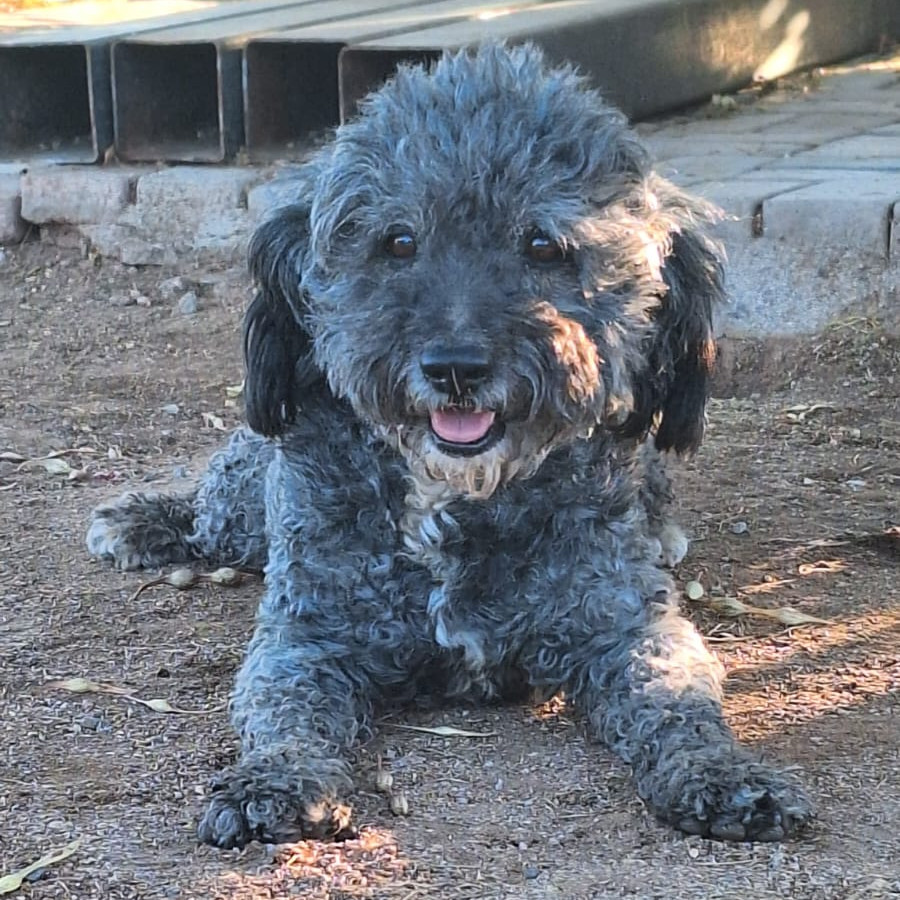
421 344 491 395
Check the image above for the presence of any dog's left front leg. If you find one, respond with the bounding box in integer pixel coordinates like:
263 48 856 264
553 594 814 841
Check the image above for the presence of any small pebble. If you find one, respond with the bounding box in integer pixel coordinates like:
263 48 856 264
389 792 409 816
729 521 749 535
523 865 540 880
158 275 187 299
161 404 179 416
176 291 199 316
685 580 705 601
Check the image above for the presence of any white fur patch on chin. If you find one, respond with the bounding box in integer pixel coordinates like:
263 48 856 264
386 419 573 501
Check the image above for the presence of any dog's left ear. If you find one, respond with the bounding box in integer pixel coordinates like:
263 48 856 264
243 204 321 438
622 186 723 454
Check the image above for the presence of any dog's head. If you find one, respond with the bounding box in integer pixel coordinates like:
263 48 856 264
245 43 723 496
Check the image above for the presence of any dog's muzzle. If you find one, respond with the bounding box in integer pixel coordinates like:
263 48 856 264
420 343 505 456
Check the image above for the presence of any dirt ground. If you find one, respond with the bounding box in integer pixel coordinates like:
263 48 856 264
0 242 897 900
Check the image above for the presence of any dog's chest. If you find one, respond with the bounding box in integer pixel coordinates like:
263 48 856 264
395 476 538 679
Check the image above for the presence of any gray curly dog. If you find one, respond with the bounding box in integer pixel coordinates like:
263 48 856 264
87 43 813 848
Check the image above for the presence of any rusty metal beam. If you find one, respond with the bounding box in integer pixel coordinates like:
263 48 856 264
338 0 900 122
242 0 539 161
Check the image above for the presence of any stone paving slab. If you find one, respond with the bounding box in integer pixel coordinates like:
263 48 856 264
639 53 900 335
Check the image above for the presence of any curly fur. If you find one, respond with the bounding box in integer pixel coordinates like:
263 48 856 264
88 43 813 848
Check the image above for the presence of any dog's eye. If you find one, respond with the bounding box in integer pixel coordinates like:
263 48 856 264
384 232 417 260
526 232 565 264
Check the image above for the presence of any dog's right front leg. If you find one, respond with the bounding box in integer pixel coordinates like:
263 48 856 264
197 624 371 849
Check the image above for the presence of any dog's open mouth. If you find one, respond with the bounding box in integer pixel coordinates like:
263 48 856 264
429 407 504 456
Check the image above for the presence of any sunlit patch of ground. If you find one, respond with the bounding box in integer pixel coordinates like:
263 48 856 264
188 829 415 899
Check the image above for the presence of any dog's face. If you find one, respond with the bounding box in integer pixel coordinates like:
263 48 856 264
245 44 722 497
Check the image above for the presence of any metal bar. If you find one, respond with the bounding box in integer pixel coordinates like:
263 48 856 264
338 0 900 122
112 0 442 163
243 0 539 161
0 43 111 163
0 0 404 163
112 41 243 163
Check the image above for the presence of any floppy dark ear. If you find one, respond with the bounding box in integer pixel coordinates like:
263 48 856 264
243 205 321 437
623 197 723 454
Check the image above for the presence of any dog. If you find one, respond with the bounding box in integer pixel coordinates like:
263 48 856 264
87 43 813 848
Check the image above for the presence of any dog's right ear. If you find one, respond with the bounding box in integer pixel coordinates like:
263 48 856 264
243 205 320 438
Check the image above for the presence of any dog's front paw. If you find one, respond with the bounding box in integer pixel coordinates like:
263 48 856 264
87 492 196 570
648 751 814 842
87 505 147 570
197 768 354 849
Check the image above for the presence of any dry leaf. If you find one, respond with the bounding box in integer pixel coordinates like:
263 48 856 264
0 839 81 895
128 568 196 602
48 677 128 696
224 381 244 398
392 724 497 738
739 578 796 595
781 402 835 423
0 451 25 463
202 412 227 431
131 698 208 715
35 457 72 475
761 606 830 626
707 596 828 626
50 678 209 715
46 446 96 457
128 565 256 603
798 559 848 576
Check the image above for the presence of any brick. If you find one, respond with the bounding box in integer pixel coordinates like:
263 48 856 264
80 224 178 266
21 167 134 225
749 112 898 144
690 179 809 242
0 173 25 243
247 176 304 221
655 154 770 186
761 174 900 255
792 134 900 161
135 167 261 213
646 135 808 162
770 156 900 172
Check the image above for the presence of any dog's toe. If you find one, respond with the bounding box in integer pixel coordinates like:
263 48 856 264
197 771 354 848
652 753 814 843
86 513 143 570
198 795 254 849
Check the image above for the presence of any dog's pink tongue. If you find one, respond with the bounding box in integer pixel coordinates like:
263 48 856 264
430 409 495 444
